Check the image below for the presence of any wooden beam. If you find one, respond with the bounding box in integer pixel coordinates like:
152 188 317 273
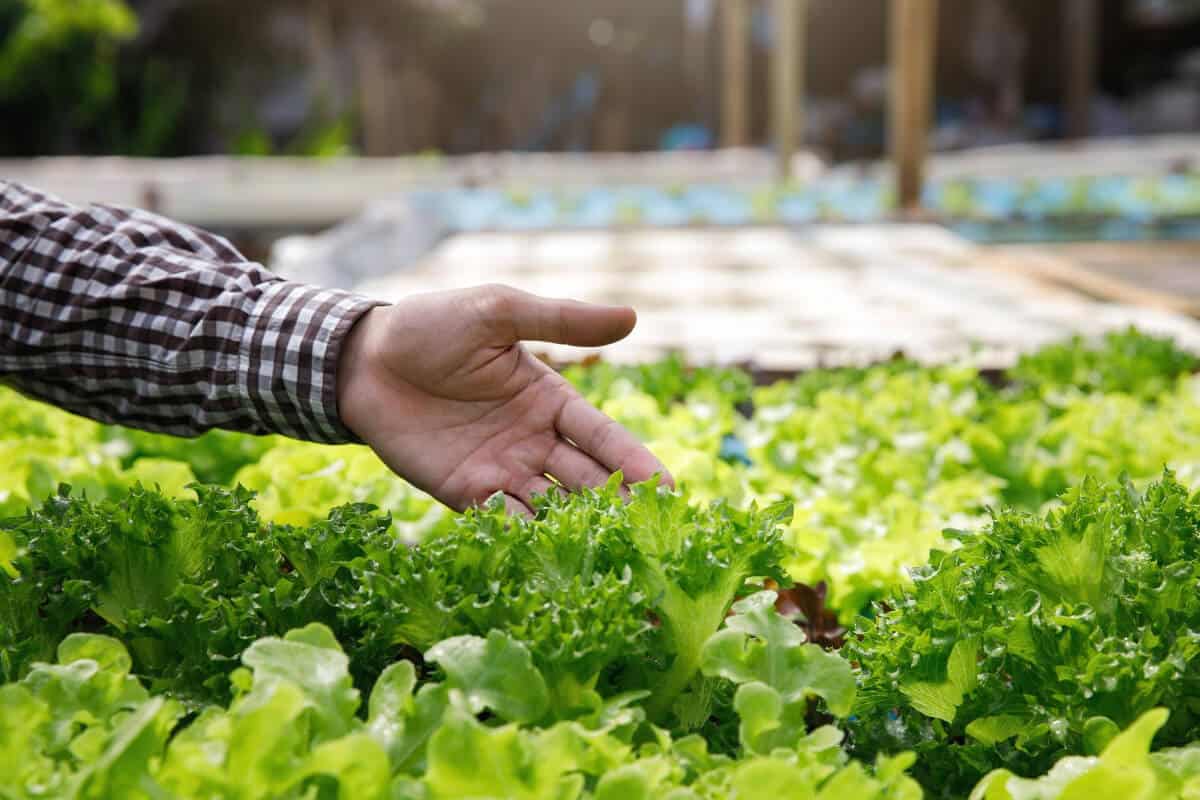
771 0 807 179
1064 0 1099 140
721 0 751 148
889 0 938 214
984 245 1200 319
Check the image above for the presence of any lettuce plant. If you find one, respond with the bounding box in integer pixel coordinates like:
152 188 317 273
0 476 791 730
847 473 1200 795
0 618 920 800
349 475 791 726
972 709 1200 800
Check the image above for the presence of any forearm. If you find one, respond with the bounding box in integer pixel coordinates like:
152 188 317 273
0 180 381 442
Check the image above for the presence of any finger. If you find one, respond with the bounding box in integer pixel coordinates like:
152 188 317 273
544 438 613 491
515 475 560 507
555 394 675 488
479 285 637 347
502 493 535 519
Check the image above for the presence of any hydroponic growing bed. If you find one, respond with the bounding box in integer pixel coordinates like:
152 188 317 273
6 329 1200 799
412 174 1200 234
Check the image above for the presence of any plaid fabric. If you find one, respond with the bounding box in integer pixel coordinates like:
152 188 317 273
0 180 382 443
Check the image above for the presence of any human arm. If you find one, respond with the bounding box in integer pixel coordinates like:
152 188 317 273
0 181 669 510
0 179 375 442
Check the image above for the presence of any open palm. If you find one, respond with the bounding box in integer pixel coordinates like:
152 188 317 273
336 285 671 514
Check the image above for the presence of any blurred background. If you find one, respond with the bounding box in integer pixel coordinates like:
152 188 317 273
3 0 1200 368
4 0 1200 157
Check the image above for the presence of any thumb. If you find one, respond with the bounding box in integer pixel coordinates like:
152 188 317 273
481 285 637 347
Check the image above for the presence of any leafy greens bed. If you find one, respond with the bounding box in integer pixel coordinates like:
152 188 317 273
5 329 1200 798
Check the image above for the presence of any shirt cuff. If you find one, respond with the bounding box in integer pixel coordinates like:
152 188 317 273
238 281 384 444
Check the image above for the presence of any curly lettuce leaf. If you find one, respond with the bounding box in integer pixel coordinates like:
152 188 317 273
848 472 1200 794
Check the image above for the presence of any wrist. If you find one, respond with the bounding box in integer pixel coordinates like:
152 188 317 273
335 305 388 441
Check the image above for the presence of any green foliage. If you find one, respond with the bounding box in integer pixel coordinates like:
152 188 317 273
287 115 356 157
567 357 754 506
232 440 442 533
103 426 278 486
0 481 441 702
0 622 918 799
846 473 1200 796
353 482 653 715
232 115 358 158
0 387 198 516
155 625 391 798
971 709 1200 800
0 476 788 730
565 354 753 413
5 328 1200 796
232 127 275 157
0 0 136 91
745 363 1006 612
0 483 272 694
1009 327 1197 400
745 329 1200 612
344 475 790 726
702 591 856 755
5 325 1200 626
0 0 139 153
0 385 440 533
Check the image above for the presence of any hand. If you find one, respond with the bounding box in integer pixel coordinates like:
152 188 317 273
336 284 672 514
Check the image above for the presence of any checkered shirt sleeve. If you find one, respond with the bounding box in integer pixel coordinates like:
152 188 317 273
0 180 383 443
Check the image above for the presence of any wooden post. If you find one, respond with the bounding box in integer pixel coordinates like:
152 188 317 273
1064 0 1098 140
683 0 714 128
721 0 751 148
889 0 938 214
353 28 391 156
771 0 807 179
683 0 709 87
